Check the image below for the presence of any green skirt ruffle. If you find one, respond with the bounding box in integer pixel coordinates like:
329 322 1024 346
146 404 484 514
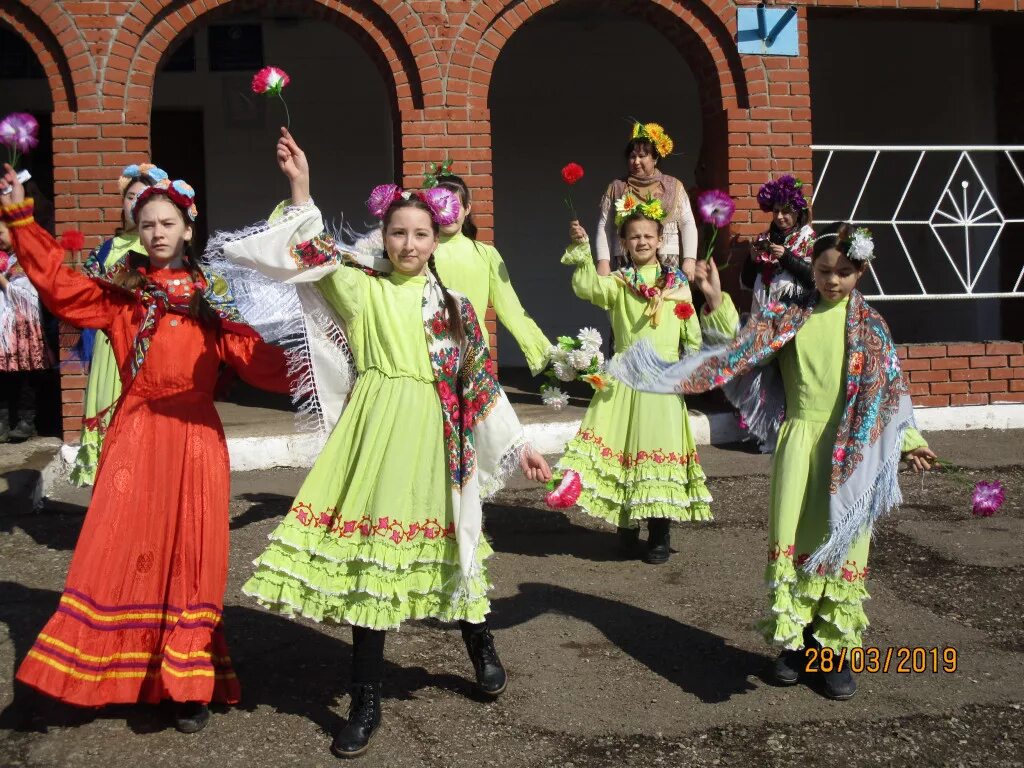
70 331 121 488
757 557 870 651
556 381 712 528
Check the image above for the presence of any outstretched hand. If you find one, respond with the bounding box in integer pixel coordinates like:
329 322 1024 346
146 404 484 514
520 446 552 484
692 257 723 312
276 128 310 204
0 163 25 206
569 220 588 244
905 447 937 473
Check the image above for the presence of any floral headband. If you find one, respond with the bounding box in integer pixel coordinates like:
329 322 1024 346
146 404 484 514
613 191 666 228
131 178 199 224
631 122 674 158
118 163 169 195
813 227 874 263
366 184 461 227
757 174 808 213
422 158 455 189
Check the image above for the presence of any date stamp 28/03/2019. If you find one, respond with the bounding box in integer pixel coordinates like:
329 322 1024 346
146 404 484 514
804 647 958 674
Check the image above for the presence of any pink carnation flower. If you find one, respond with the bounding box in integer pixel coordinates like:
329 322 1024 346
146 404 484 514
697 189 736 228
972 480 1005 517
251 66 290 96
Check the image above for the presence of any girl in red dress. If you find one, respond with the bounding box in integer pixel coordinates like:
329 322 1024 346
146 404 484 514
0 163 291 733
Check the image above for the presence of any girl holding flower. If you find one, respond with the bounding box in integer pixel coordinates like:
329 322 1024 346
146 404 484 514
612 222 936 699
558 196 729 564
593 122 698 281
222 132 550 758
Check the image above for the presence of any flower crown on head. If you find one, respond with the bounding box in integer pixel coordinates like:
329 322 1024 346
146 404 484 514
813 226 875 263
131 178 199 223
423 158 455 189
631 122 674 158
366 184 461 227
614 191 666 229
118 163 169 195
757 174 808 213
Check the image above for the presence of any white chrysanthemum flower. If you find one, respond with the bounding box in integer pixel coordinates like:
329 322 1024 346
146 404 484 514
540 385 570 410
553 361 577 382
568 348 595 370
577 327 602 353
548 345 569 365
847 227 875 263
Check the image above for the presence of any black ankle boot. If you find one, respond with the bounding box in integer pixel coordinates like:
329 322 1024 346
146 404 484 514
173 701 210 733
617 526 641 558
461 624 507 697
8 411 36 442
331 682 382 758
771 649 805 685
644 518 671 564
822 665 857 700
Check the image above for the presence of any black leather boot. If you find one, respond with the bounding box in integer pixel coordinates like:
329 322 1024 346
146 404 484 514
822 666 857 700
644 518 671 564
8 411 36 442
173 701 210 733
771 649 804 685
331 682 382 758
0 407 9 444
617 526 641 558
461 623 507 697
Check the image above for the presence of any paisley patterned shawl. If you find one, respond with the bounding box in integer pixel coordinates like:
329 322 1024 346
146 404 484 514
610 289 915 574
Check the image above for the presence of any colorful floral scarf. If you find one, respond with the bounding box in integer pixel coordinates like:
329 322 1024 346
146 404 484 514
614 263 691 328
611 290 915 574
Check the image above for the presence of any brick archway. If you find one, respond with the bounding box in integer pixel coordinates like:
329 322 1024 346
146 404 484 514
0 2 82 114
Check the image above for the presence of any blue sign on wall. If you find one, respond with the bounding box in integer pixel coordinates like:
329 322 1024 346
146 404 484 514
736 6 799 57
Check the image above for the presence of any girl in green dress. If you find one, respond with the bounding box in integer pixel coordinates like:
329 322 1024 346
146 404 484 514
71 163 167 485
429 171 552 376
612 222 936 700
224 130 551 758
555 195 719 564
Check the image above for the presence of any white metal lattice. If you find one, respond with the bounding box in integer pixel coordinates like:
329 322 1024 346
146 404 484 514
811 145 1024 300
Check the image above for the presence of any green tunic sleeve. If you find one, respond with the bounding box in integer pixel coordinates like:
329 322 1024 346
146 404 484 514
562 242 619 310
487 245 552 375
699 293 741 340
317 266 371 324
901 427 928 454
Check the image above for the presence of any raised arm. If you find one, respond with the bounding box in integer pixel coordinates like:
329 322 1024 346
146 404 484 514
1 200 125 330
562 225 619 310
594 189 616 276
487 245 551 376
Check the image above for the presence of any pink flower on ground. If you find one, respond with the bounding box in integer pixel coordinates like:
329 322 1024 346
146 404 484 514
972 480 1005 517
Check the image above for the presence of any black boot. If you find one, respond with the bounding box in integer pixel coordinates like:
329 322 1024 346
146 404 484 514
331 682 382 758
644 518 671 564
822 665 857 700
0 407 9 444
617 526 641 558
461 623 507 697
771 649 805 685
173 701 210 733
8 410 36 442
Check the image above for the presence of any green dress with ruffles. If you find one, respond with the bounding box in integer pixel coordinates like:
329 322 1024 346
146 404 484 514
242 266 492 629
703 294 928 651
70 232 145 486
555 242 727 529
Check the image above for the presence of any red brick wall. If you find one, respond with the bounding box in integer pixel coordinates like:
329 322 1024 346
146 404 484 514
901 343 1024 407
2 0 1021 442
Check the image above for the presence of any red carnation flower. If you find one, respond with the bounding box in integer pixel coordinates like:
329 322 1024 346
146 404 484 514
60 229 86 252
561 162 584 185
674 302 695 320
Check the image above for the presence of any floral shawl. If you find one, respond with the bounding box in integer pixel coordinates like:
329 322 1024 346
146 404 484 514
610 290 916 574
218 201 526 596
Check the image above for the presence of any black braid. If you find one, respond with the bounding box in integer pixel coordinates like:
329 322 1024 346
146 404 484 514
427 254 466 347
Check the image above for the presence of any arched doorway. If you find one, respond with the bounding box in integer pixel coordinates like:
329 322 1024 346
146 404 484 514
489 3 705 368
151 5 395 246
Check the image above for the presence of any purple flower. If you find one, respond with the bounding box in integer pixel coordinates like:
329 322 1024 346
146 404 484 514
418 186 461 227
366 184 402 219
757 174 808 213
971 480 1005 517
697 189 735 228
0 112 39 154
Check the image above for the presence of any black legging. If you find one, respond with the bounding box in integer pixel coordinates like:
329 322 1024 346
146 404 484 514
351 621 487 684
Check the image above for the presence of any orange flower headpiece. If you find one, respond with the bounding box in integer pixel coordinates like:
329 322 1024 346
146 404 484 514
631 122 674 159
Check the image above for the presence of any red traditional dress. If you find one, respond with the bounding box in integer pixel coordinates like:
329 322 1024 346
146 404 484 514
3 200 290 707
